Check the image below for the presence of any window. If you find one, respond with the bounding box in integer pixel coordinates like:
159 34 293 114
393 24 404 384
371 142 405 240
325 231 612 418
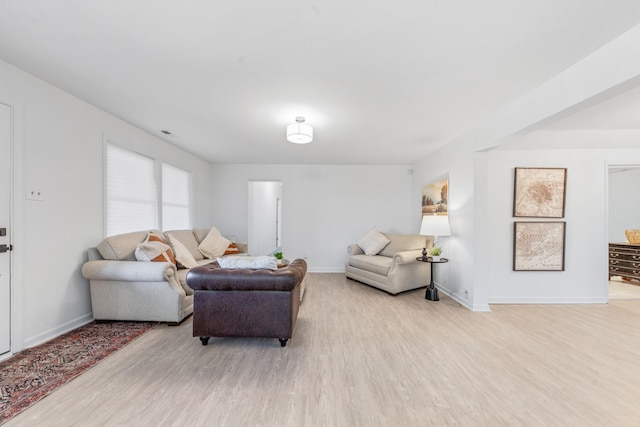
105 143 192 236
162 163 191 230
105 143 158 236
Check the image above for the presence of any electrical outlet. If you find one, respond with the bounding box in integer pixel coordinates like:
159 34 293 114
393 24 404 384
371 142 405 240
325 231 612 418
26 189 44 201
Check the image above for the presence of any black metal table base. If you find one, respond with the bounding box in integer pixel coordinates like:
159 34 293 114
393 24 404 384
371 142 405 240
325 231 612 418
425 285 439 301
417 256 448 302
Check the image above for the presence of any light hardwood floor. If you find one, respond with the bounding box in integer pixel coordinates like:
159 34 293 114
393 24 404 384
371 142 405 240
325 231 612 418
6 274 640 426
609 277 640 300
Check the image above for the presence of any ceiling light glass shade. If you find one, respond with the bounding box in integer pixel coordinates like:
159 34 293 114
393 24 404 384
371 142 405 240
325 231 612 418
287 117 313 144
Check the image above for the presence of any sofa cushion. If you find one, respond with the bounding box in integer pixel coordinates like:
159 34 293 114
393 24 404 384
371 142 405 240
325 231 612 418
357 229 391 256
134 234 176 264
96 230 151 261
176 269 193 295
198 227 232 259
193 228 209 243
165 230 204 261
167 234 199 268
378 234 427 257
348 254 393 276
176 258 215 295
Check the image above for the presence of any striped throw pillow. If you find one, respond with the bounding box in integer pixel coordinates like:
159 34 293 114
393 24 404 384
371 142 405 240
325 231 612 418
135 233 176 264
224 242 240 255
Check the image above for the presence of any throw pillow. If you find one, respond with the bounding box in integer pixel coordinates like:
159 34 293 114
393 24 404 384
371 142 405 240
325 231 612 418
224 242 240 255
216 256 278 270
148 232 176 263
357 228 391 256
167 234 199 269
198 226 232 259
135 234 176 264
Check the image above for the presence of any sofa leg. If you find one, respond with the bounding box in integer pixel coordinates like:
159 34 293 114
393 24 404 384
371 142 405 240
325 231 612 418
279 338 288 347
200 337 210 346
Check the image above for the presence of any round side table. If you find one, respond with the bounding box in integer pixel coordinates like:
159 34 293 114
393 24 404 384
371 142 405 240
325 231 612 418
416 257 449 301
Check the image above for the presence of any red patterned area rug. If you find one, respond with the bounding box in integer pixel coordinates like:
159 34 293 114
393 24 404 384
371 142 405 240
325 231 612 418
0 321 156 425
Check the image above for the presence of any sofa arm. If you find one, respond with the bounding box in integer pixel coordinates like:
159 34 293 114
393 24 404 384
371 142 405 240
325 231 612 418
347 244 364 256
393 249 424 265
81 260 178 283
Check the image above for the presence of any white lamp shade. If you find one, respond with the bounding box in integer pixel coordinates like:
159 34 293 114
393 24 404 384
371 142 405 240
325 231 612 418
287 122 313 144
420 214 451 237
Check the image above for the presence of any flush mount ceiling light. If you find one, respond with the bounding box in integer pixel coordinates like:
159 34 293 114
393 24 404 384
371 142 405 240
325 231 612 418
286 116 313 144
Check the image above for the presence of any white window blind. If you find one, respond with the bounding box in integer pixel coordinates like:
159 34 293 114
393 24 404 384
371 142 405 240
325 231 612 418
162 163 191 231
105 143 158 236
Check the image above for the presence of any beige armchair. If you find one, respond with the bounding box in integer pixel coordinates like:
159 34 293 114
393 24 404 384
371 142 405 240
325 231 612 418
345 233 432 295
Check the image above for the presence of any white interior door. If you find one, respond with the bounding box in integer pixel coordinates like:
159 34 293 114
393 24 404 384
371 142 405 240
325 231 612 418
0 103 11 356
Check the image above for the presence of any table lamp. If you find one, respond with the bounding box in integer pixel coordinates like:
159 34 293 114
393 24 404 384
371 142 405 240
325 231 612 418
419 214 451 260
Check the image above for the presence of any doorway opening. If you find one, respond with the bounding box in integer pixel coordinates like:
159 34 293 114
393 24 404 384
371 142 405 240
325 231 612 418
248 180 282 256
1 102 12 358
607 164 640 300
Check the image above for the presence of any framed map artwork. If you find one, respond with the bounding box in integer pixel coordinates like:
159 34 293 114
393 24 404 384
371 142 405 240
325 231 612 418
513 221 565 271
513 167 566 218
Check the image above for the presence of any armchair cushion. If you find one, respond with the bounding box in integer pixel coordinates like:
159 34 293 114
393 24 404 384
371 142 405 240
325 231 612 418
378 234 426 257
348 254 393 276
357 228 391 256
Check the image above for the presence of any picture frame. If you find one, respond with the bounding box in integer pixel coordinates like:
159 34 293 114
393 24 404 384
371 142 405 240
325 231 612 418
513 221 566 271
513 167 567 218
421 175 448 217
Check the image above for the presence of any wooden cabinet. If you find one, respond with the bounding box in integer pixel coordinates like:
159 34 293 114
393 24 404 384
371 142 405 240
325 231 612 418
609 243 640 282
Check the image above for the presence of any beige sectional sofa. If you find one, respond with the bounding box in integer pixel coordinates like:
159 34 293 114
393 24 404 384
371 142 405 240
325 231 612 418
81 228 247 324
345 233 432 295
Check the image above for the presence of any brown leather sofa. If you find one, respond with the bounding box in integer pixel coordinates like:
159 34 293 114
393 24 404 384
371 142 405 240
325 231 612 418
186 259 307 347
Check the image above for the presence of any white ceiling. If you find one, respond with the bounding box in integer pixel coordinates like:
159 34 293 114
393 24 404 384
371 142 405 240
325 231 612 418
0 1 639 164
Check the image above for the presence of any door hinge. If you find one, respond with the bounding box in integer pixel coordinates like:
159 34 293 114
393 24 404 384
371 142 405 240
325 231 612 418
0 244 12 253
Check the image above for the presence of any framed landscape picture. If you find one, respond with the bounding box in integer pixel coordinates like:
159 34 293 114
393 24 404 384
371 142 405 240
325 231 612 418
421 175 448 217
513 167 567 218
513 221 566 271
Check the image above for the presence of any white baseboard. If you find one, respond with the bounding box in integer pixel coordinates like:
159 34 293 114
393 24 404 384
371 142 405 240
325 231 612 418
437 284 491 312
23 313 94 349
307 267 345 273
488 297 607 304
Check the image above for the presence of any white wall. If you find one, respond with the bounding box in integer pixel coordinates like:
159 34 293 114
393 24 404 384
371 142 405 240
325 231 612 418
483 149 639 303
412 137 485 310
609 167 640 243
412 133 640 308
0 59 214 350
413 25 640 310
211 164 414 272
